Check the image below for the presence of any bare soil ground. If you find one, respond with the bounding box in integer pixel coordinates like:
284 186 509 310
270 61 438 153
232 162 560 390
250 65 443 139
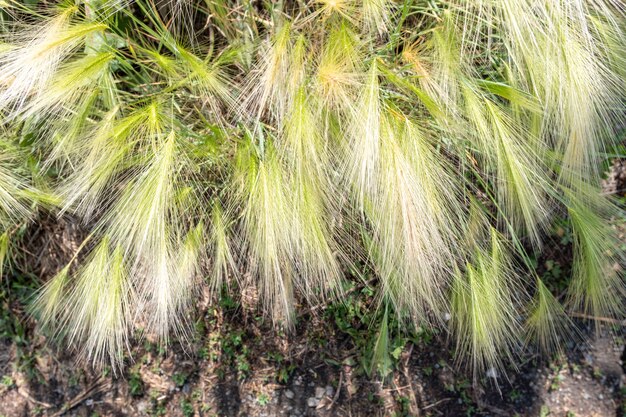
0 274 624 417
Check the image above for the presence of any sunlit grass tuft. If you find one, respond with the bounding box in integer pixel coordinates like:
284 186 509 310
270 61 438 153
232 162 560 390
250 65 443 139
0 7 107 115
566 194 625 323
450 230 522 379
62 238 132 370
525 277 577 355
237 143 296 325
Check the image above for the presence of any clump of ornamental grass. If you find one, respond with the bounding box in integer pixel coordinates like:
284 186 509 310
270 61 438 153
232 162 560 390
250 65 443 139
0 0 623 381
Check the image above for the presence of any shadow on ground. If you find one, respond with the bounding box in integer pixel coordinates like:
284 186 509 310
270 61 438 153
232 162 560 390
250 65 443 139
0 295 624 417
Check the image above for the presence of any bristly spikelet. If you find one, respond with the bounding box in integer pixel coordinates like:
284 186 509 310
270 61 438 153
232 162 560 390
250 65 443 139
315 23 362 109
208 202 238 294
462 85 553 245
21 51 115 119
175 223 205 314
591 14 626 81
84 244 133 369
0 138 34 228
566 195 626 324
59 105 154 219
143 38 237 122
0 231 8 279
361 0 390 35
0 160 31 226
280 88 342 300
25 51 117 165
450 229 522 380
237 141 296 325
103 127 199 341
313 0 390 37
424 11 463 112
316 0 357 23
0 7 107 115
30 265 71 333
177 47 237 120
151 0 197 43
369 114 463 321
60 238 133 370
367 306 392 377
240 22 301 127
42 91 98 167
525 277 577 355
345 61 381 208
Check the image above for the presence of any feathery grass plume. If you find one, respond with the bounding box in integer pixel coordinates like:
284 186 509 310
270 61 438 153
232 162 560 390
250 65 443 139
399 40 433 85
103 127 200 341
20 51 115 119
43 87 104 167
423 10 463 113
460 83 553 245
240 22 300 127
280 88 342 299
175 222 205 311
208 202 238 294
453 0 625 186
236 140 296 325
590 14 626 81
450 229 522 380
22 51 117 165
369 113 463 321
314 22 362 109
377 60 448 126
30 264 71 333
367 305 392 378
361 0 390 35
552 32 621 187
0 6 108 114
345 61 381 208
59 105 157 219
58 100 200 342
315 0 357 23
566 193 625 324
0 140 33 228
153 0 198 43
172 46 237 119
138 29 237 121
525 277 577 355
60 238 132 370
82 0 131 21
